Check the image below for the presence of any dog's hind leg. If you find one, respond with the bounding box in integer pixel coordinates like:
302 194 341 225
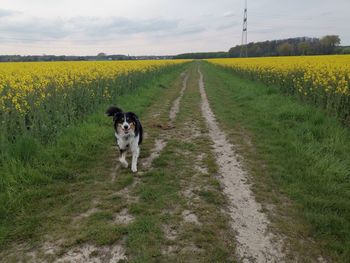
119 149 128 168
131 146 140 173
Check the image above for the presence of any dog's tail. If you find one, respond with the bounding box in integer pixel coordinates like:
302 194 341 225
106 106 123 117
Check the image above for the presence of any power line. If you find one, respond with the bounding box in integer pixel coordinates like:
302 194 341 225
240 0 248 57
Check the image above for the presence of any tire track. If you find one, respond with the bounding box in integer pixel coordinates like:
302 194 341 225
142 72 189 169
169 73 189 122
198 68 286 263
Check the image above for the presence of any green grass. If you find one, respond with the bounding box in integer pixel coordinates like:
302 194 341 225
0 63 188 249
201 61 350 261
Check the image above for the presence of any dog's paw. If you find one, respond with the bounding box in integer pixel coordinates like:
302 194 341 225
131 166 137 173
119 159 128 168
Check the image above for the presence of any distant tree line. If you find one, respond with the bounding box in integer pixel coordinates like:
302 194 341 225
2 35 349 62
173 52 229 59
0 54 173 62
173 35 349 59
228 35 348 57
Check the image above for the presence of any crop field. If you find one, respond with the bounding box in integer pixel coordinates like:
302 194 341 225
0 58 349 262
209 55 350 122
0 60 188 144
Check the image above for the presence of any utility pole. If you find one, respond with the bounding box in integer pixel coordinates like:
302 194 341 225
240 0 248 57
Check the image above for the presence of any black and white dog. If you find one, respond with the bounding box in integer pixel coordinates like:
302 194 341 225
106 106 143 173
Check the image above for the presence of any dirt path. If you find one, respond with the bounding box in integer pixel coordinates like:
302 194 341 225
169 73 189 122
142 72 189 170
63 71 190 263
75 71 190 263
198 68 286 262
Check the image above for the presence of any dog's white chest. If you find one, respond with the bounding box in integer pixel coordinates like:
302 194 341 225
115 132 137 150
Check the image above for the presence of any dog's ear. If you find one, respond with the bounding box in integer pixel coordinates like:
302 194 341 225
106 106 123 117
128 112 139 121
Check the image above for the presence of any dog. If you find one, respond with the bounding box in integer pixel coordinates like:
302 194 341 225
106 106 143 173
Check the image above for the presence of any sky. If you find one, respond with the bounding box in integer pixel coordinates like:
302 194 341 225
0 0 349 56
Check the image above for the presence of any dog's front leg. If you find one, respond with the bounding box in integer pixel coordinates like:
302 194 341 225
119 149 128 168
131 146 140 173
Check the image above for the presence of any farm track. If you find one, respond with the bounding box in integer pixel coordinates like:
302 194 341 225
198 68 285 262
1 62 329 262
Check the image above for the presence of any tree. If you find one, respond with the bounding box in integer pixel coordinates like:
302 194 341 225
320 35 340 54
342 47 350 54
298 42 311 55
227 35 342 58
277 42 293 56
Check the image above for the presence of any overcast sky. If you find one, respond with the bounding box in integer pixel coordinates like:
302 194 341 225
0 0 349 56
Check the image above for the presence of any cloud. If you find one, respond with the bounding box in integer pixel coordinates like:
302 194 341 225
222 11 238 18
0 11 204 43
216 21 240 30
0 8 18 17
1 0 349 55
177 26 205 35
0 16 71 41
70 16 180 36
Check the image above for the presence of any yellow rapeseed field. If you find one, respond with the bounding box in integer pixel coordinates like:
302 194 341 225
0 60 186 113
0 59 188 142
208 55 350 120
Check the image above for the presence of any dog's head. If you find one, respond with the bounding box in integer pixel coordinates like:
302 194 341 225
106 106 138 135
